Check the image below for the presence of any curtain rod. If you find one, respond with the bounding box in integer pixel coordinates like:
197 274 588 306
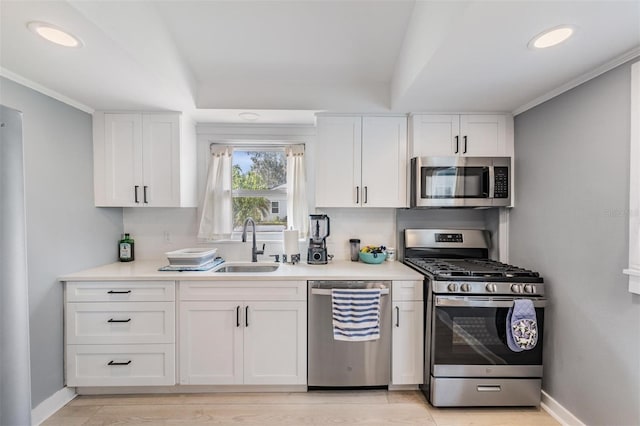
209 142 304 151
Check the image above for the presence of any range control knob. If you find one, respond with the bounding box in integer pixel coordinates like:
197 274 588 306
485 283 497 293
524 284 536 294
510 284 522 293
447 283 458 292
460 283 471 292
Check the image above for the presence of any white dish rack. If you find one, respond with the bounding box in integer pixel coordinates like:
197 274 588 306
165 248 218 266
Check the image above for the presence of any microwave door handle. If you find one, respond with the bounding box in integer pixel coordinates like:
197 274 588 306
488 166 495 198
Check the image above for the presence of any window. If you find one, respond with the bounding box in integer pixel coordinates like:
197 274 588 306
232 147 287 234
198 143 307 241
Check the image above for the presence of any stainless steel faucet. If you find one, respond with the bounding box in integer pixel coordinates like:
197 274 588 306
241 217 264 262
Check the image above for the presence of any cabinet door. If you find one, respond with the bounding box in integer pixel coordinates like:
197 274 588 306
459 115 506 156
315 116 362 207
391 301 424 385
243 301 307 385
410 115 459 157
179 301 243 385
103 113 143 206
142 114 180 206
361 117 408 207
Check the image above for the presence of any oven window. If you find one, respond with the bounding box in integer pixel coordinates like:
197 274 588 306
421 167 489 198
432 306 544 366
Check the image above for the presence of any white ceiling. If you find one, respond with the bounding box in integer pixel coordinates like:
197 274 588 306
1 1 639 124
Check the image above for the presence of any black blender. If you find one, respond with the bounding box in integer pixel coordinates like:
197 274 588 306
307 214 330 264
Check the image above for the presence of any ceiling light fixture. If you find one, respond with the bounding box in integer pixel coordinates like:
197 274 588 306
27 21 83 48
239 112 260 121
528 25 574 49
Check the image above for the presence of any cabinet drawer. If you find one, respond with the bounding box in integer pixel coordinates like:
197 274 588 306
392 280 424 301
66 302 174 344
66 344 175 387
180 281 306 301
66 281 175 302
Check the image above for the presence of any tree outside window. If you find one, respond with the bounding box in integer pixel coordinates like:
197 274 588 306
232 149 287 232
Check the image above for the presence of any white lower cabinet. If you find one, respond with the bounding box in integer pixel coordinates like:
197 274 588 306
179 281 307 386
391 281 424 385
64 281 176 387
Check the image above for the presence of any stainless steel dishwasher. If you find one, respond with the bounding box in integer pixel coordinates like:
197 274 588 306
308 280 391 388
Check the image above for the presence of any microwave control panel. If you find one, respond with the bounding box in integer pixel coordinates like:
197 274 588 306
494 167 509 198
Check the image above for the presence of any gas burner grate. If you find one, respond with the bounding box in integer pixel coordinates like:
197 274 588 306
405 257 540 280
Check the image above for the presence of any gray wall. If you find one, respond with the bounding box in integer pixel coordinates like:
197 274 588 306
510 61 640 425
0 78 123 408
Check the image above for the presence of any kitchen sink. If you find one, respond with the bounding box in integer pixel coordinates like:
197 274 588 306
213 262 280 273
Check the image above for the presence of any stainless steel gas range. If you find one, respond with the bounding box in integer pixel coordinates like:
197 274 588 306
403 229 546 407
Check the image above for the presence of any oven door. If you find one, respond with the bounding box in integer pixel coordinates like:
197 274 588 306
430 295 545 378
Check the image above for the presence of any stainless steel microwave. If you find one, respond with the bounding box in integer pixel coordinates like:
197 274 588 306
410 156 511 208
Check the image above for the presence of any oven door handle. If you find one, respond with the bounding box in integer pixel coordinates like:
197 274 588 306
435 297 547 308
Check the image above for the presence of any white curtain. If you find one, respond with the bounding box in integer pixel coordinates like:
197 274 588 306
198 145 233 240
1 105 32 426
286 144 309 237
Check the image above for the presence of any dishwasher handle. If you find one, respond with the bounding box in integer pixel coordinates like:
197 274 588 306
310 288 389 296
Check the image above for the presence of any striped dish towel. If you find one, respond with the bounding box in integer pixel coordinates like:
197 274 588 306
331 288 381 341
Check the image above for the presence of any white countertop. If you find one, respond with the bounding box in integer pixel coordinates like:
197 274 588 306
59 259 423 282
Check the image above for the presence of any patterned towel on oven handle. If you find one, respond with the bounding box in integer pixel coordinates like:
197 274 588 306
506 299 538 352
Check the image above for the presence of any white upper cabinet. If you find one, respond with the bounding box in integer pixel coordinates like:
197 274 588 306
315 115 408 208
93 112 196 207
410 114 512 158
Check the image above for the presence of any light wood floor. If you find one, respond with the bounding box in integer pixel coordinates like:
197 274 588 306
42 390 560 426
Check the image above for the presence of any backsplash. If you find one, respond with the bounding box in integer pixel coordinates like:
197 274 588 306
123 207 396 262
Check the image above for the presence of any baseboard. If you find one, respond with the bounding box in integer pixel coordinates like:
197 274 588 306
31 387 77 426
541 390 586 426
76 384 307 395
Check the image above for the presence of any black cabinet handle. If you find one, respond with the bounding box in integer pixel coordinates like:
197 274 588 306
236 306 241 327
463 136 468 154
143 186 148 204
395 306 400 327
108 360 131 366
134 186 140 203
245 306 249 327
107 318 131 323
364 186 368 204
454 136 459 154
107 290 131 294
356 186 360 204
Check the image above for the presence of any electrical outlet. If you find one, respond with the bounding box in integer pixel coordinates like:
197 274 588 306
163 231 171 243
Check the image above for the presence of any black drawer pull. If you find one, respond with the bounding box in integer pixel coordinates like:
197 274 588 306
108 360 132 366
107 290 132 294
107 318 131 323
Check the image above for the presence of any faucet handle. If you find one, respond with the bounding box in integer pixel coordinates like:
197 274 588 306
256 243 265 255
269 254 280 263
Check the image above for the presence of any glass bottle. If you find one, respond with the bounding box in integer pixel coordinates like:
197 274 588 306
119 233 135 262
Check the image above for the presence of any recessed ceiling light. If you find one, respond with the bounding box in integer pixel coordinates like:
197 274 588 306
239 112 260 121
529 25 574 49
27 21 83 48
